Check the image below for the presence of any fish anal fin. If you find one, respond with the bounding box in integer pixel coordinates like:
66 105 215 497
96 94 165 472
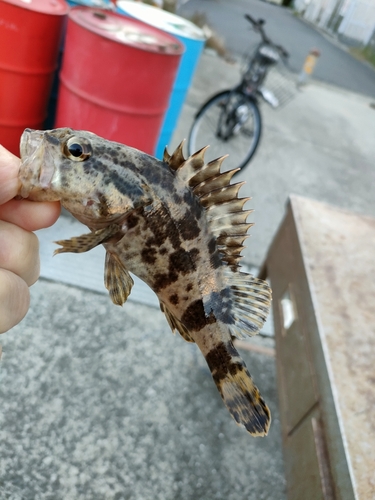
160 302 195 343
105 251 134 306
54 224 120 255
205 341 271 436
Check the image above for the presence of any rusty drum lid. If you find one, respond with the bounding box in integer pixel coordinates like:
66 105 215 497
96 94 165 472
1 0 68 15
117 1 205 41
69 7 185 55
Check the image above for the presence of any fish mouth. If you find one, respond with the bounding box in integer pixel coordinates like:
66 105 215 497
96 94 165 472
18 129 59 200
19 128 35 159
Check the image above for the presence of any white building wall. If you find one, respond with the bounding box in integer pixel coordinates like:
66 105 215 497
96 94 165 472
293 0 375 44
293 0 307 11
318 0 343 28
338 0 375 44
304 0 325 22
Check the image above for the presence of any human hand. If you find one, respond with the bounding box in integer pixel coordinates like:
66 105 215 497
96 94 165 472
0 144 61 333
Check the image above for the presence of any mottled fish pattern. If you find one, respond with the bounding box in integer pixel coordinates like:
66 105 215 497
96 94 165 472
19 128 272 436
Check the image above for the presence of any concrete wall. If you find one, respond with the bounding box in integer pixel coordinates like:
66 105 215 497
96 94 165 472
294 0 375 45
338 0 375 45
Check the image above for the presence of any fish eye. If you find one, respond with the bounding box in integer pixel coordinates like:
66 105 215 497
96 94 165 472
69 143 83 157
64 137 92 161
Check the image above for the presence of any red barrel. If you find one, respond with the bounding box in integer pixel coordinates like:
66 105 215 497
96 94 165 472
0 0 68 155
55 8 184 154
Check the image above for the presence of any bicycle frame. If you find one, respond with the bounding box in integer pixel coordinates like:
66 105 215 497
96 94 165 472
216 87 258 141
240 15 289 107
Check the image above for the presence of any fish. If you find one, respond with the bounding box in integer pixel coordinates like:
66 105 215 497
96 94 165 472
18 127 272 437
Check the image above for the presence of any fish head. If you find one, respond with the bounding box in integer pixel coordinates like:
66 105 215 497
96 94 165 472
19 128 152 227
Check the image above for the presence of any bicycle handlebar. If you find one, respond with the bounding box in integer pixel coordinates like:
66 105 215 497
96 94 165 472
245 14 269 42
244 13 258 26
244 14 289 58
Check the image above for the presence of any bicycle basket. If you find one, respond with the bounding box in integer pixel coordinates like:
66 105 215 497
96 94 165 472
261 63 298 107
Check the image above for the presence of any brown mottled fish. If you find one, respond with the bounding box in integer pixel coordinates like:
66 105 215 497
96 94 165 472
19 128 272 436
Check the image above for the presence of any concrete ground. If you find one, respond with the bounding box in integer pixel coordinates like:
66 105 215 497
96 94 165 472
1 51 374 499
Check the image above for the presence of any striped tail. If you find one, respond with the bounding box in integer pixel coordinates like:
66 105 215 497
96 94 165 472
205 341 271 436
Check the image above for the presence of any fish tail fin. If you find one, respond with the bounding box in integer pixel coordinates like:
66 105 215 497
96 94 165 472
205 341 271 437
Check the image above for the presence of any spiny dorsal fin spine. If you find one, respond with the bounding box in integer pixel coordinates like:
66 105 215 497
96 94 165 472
193 169 239 197
223 255 242 270
189 156 226 186
217 234 249 247
206 198 252 219
222 245 246 256
208 210 251 226
166 141 186 171
212 222 253 237
199 182 245 208
163 147 171 163
206 197 251 215
189 146 210 171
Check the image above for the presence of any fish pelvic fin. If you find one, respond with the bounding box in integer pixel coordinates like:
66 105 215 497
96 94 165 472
206 341 271 437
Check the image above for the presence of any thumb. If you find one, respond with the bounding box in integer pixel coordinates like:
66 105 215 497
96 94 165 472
0 145 21 205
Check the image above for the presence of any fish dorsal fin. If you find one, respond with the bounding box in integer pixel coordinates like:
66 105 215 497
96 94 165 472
171 145 252 272
227 270 272 338
165 144 271 337
163 141 186 171
188 159 250 267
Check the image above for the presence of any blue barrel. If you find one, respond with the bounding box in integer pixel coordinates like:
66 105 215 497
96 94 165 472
116 1 205 158
66 0 113 8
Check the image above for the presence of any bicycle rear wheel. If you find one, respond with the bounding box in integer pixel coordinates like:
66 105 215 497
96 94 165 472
188 90 262 172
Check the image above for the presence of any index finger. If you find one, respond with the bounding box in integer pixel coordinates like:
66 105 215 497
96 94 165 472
0 144 21 205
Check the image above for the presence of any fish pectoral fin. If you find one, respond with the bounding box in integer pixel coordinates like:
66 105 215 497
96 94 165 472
105 251 134 306
160 302 195 343
227 271 272 339
54 224 120 255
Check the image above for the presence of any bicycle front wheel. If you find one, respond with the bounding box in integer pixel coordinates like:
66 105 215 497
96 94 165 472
188 90 262 172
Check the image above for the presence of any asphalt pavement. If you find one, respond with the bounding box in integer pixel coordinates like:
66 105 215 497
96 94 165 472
1 39 375 500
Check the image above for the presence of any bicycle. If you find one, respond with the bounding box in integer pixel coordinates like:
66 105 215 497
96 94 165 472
187 14 290 172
